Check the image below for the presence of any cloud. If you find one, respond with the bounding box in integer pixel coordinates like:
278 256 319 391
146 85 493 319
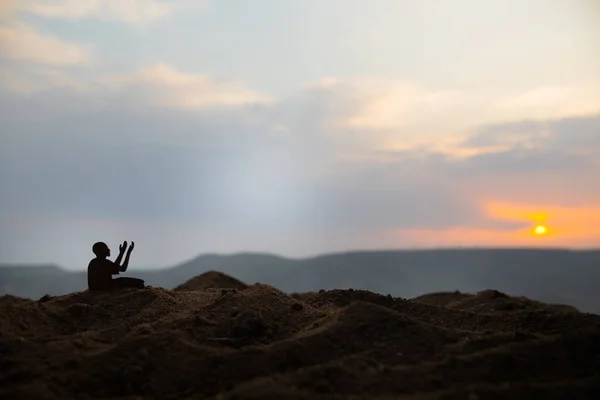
0 23 90 65
284 78 600 165
491 86 600 120
463 120 548 148
0 0 91 66
0 0 16 19
545 114 600 152
459 113 600 163
304 78 470 133
103 64 271 109
0 63 269 113
13 0 203 24
0 0 203 69
1 71 599 265
0 65 90 93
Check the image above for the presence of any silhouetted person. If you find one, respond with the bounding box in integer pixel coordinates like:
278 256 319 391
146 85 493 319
88 241 145 291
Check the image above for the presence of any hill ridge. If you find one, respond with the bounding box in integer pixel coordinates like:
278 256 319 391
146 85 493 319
2 248 600 314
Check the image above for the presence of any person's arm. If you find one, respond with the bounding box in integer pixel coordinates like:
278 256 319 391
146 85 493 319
101 259 121 275
113 241 127 268
120 241 134 272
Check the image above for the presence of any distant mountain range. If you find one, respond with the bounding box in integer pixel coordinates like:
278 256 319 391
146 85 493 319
2 248 599 313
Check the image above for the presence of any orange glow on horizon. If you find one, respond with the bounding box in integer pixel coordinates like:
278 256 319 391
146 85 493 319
486 202 600 240
390 202 600 248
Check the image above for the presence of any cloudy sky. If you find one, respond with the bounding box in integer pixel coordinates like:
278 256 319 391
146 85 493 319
1 0 599 269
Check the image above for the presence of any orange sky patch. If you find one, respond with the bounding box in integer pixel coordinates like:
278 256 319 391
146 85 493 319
486 202 600 240
391 202 600 248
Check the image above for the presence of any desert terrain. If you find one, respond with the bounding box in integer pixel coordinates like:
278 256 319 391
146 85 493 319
1 271 599 399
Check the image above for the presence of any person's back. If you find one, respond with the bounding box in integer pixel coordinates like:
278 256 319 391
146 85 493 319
88 257 119 290
87 241 144 291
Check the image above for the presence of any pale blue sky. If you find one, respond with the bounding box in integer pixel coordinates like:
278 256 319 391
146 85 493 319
1 0 599 269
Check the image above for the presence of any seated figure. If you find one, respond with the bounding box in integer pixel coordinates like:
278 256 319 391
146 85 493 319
87 241 145 291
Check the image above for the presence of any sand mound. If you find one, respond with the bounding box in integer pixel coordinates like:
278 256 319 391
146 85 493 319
292 288 399 310
412 290 472 307
414 289 581 314
174 270 248 291
1 279 599 399
163 284 323 348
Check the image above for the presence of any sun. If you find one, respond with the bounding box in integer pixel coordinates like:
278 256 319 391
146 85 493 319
533 224 549 236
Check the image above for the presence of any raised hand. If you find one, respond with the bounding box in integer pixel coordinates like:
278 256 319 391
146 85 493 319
128 241 135 253
119 241 128 253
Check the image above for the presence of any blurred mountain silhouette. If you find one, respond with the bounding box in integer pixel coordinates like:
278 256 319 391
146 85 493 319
1 248 599 313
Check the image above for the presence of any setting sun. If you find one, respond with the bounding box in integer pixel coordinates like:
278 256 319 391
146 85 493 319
533 225 549 236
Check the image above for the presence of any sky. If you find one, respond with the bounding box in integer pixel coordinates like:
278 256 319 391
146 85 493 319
1 0 599 270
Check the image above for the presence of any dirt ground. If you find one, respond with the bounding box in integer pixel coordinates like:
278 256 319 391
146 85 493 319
1 272 599 399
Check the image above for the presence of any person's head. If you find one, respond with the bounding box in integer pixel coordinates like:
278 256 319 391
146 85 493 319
92 242 110 258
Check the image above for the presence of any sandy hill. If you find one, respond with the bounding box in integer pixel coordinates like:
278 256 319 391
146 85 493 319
174 270 249 291
1 273 599 399
413 289 581 314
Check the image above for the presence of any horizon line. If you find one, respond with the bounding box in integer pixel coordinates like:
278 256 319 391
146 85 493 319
2 245 600 271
